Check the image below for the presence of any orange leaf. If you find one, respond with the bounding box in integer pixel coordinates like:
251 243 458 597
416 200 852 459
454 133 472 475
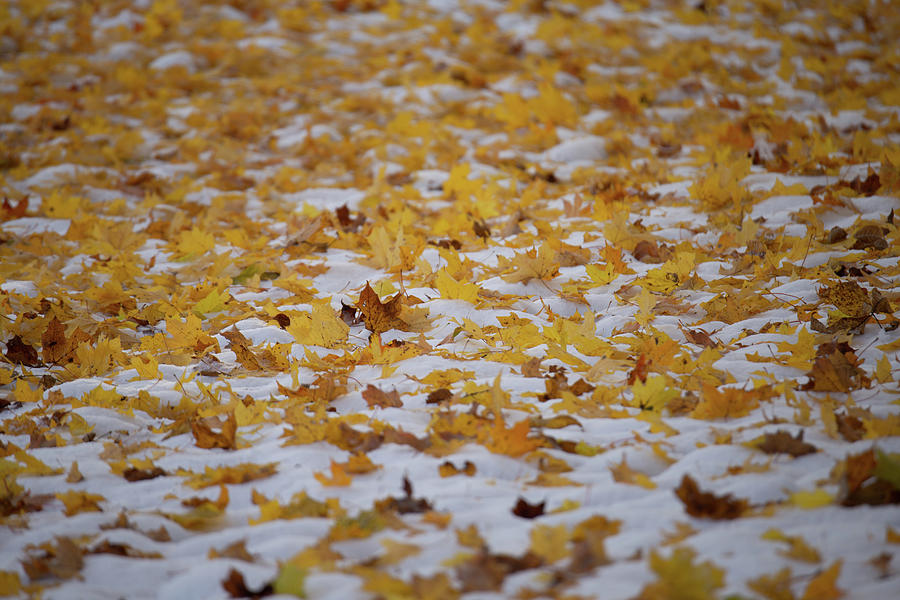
314 460 352 487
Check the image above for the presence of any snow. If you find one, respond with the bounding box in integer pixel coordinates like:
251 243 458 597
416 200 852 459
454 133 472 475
0 1 898 599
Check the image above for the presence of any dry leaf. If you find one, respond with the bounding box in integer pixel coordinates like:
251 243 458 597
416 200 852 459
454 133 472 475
362 384 402 408
756 430 817 457
674 474 748 520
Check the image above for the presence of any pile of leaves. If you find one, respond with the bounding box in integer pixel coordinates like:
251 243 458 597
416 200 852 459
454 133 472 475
1 0 899 598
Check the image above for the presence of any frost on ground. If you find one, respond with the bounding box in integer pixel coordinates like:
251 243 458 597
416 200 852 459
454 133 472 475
1 1 899 599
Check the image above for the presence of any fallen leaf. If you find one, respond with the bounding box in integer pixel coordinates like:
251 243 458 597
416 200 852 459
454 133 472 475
674 474 748 520
755 430 818 457
356 282 405 335
222 568 274 598
800 560 843 600
512 497 545 519
362 384 402 408
4 335 41 367
191 411 238 450
636 546 725 600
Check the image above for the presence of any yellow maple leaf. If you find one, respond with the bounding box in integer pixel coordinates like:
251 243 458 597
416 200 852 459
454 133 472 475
287 303 349 348
800 560 843 600
637 547 725 600
609 456 657 489
12 379 42 404
689 151 752 211
499 244 560 284
0 571 21 596
367 225 405 271
789 489 834 509
41 190 84 219
193 288 230 316
250 489 336 524
639 252 695 294
529 81 578 127
485 417 540 456
434 269 480 303
56 489 104 516
181 463 278 489
631 375 679 413
690 385 760 420
73 335 125 377
175 226 216 258
761 528 821 563
130 354 160 380
875 353 893 383
166 485 229 531
530 524 570 563
443 163 482 201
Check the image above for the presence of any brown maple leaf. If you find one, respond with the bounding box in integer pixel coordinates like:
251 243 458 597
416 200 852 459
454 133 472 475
802 342 869 392
756 430 817 457
41 317 68 364
512 497 545 519
674 474 748 520
222 567 274 599
426 388 453 404
4 335 41 367
455 549 543 592
362 384 402 408
1 195 28 220
375 476 433 514
356 282 405 335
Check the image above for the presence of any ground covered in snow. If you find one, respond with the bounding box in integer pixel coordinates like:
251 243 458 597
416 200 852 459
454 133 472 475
1 1 900 598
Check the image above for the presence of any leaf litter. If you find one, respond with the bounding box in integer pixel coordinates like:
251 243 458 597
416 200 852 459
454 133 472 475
1 1 899 599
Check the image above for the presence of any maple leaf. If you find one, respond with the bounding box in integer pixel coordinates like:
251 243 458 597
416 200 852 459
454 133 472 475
434 269 480 303
674 474 748 520
800 560 844 600
439 459 476 477
222 568 273 599
512 497 545 519
636 546 725 600
802 342 869 392
498 244 560 284
609 456 657 489
631 375 679 413
314 460 352 487
690 385 760 420
356 282 405 335
41 317 68 364
530 524 570 563
3 335 41 367
56 490 104 516
181 462 277 489
250 490 335 524
754 430 818 457
21 537 84 581
762 528 821 563
455 549 542 592
286 302 349 348
362 384 402 409
746 567 795 600
639 252 695 294
190 411 237 450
